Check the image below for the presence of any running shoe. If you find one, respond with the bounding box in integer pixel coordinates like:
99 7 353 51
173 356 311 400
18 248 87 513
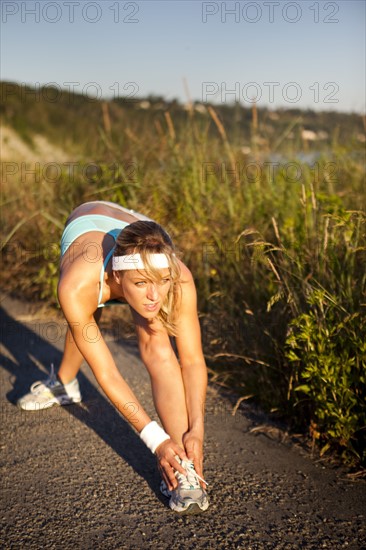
17 364 82 411
160 457 209 515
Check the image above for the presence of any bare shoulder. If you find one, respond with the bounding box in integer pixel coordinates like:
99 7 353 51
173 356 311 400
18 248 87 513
176 260 198 313
178 259 195 284
58 252 100 316
175 260 203 359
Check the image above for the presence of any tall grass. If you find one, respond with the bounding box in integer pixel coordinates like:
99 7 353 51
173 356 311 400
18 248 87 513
1 98 365 466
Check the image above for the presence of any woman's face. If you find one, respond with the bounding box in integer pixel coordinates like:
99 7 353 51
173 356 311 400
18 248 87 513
118 269 171 319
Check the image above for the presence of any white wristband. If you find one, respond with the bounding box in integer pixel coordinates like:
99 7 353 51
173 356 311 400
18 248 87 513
140 421 170 454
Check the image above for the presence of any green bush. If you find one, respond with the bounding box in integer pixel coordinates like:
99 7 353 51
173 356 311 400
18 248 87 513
244 205 366 466
286 291 366 465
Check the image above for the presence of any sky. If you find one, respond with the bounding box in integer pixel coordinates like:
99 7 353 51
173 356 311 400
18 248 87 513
1 0 365 113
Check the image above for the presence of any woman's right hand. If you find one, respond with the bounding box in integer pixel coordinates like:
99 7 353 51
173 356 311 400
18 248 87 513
155 439 188 491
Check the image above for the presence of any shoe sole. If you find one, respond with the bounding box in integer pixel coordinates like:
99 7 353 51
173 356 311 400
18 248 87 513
17 396 82 411
160 483 209 514
171 502 209 515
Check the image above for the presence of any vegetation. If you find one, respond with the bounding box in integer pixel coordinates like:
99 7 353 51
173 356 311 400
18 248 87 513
1 82 365 467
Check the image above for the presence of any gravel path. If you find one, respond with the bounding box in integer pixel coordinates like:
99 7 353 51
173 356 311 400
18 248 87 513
0 293 365 550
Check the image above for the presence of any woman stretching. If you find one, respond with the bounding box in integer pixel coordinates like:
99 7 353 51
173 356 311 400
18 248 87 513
18 201 209 515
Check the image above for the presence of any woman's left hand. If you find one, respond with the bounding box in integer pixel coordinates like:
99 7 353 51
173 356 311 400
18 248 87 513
182 430 206 489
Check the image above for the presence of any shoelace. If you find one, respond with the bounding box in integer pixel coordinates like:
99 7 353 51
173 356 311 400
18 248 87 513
176 459 208 490
30 363 58 394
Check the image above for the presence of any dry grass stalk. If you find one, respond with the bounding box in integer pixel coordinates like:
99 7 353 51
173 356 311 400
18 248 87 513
164 111 176 141
323 215 330 252
252 101 258 131
208 105 237 175
182 76 193 116
102 102 112 136
1 211 41 251
232 394 254 416
271 216 282 245
267 257 282 282
124 127 140 144
207 105 227 142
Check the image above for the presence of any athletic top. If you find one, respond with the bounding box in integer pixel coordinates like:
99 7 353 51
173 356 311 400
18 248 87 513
60 214 130 308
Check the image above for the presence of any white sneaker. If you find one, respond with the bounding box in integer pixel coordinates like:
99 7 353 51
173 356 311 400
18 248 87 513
17 364 82 411
160 458 209 514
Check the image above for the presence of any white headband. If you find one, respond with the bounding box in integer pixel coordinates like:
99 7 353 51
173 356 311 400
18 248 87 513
112 253 170 271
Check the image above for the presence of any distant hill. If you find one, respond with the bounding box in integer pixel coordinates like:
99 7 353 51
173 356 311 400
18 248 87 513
1 81 365 160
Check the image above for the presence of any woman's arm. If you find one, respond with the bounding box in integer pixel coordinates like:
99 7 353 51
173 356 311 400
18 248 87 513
175 265 208 483
58 277 151 430
58 275 188 485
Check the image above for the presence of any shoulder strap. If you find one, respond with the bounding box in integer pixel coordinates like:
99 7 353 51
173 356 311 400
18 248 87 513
98 229 121 306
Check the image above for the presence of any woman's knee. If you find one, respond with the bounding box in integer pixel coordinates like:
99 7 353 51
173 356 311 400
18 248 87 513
141 341 178 377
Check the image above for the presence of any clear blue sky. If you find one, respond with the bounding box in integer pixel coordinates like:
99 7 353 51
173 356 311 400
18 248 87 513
1 0 365 112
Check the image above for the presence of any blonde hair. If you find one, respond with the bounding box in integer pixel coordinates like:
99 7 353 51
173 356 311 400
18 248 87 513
113 221 181 335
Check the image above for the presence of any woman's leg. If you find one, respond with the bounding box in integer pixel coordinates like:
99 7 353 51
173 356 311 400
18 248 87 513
149 358 189 448
58 309 102 384
65 201 152 228
57 327 85 385
133 316 189 448
87 201 153 222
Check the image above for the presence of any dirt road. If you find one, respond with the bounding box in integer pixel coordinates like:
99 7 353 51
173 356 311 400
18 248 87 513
0 293 365 549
